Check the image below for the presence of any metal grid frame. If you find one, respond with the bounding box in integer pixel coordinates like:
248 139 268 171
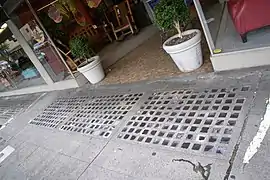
117 86 252 156
0 106 23 121
59 93 144 138
0 94 42 123
29 96 89 128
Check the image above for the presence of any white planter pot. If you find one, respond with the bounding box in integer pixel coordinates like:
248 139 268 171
77 56 105 84
163 29 203 72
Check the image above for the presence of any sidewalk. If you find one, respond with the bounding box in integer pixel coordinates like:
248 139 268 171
0 67 269 180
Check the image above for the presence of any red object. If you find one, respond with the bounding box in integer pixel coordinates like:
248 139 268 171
227 0 270 42
75 0 93 25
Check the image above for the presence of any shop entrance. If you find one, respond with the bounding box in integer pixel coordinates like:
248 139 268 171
0 1 79 96
194 0 270 71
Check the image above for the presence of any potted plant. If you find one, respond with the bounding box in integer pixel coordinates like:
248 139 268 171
70 36 105 84
154 0 203 72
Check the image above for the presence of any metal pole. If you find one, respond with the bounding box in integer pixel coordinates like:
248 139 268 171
25 0 76 80
143 0 155 23
193 0 215 55
37 0 59 12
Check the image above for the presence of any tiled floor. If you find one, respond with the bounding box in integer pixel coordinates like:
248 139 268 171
101 32 213 85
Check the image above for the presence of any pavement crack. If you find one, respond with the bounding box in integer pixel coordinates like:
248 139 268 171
172 159 212 180
223 72 263 180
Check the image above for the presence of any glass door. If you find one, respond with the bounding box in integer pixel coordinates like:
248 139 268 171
193 0 223 54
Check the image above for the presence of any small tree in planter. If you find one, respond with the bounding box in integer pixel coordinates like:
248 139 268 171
69 36 94 64
154 0 190 38
69 36 105 84
154 0 203 72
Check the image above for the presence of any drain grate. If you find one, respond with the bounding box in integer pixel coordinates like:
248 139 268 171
29 96 89 128
0 106 26 121
0 94 42 123
117 86 252 155
59 93 143 138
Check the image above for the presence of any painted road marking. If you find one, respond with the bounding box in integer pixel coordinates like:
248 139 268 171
0 146 15 164
243 98 270 164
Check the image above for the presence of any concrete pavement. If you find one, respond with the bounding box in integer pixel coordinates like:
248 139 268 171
0 67 270 180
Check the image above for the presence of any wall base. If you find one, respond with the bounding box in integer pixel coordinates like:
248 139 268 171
211 46 270 71
0 79 79 97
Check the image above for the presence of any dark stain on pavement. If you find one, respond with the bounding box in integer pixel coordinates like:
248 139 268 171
172 159 212 180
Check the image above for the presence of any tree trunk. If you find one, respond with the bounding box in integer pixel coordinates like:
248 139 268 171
174 21 182 38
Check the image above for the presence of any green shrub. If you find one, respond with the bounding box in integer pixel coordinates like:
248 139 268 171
69 37 93 59
154 0 190 38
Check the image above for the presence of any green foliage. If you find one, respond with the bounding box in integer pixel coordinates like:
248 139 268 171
95 2 107 22
154 0 190 31
69 37 93 59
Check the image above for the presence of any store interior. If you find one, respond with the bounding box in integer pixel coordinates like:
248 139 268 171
0 0 214 92
202 0 270 53
0 0 157 92
0 27 45 92
3 0 269 92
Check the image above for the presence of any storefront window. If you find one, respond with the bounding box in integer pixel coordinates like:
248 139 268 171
11 2 73 82
0 33 45 92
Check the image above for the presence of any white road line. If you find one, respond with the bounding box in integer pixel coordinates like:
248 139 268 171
243 98 270 164
0 146 15 164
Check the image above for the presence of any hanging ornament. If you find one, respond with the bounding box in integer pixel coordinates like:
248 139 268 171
86 0 102 8
48 6 63 23
55 2 70 19
59 0 77 14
